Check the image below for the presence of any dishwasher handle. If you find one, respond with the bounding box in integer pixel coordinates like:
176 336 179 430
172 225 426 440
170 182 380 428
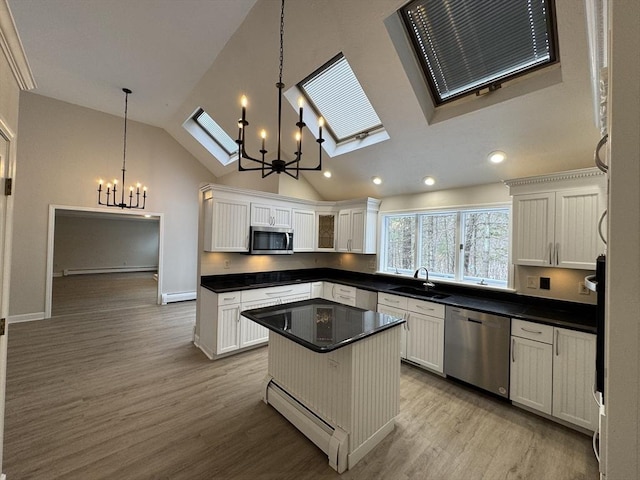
468 318 483 325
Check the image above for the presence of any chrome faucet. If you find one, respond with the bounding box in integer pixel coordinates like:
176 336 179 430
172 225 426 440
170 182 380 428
414 267 435 289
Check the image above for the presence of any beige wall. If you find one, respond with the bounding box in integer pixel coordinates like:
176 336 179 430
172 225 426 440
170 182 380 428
605 2 640 478
10 93 215 317
53 214 159 274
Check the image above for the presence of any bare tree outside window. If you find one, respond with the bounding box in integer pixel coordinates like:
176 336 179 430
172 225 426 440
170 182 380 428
462 210 509 282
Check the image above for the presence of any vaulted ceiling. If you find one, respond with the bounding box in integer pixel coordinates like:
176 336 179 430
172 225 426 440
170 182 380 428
8 0 600 200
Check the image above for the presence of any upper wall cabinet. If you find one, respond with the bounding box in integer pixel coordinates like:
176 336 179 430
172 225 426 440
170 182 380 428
203 190 250 252
250 203 292 228
201 184 379 255
506 168 606 270
336 198 381 254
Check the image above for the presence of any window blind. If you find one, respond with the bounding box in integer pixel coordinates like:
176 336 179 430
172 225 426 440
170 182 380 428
194 109 238 155
402 0 557 103
300 54 382 142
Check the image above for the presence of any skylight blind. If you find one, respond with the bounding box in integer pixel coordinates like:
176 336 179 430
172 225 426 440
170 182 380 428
194 109 238 155
402 0 557 103
300 55 382 142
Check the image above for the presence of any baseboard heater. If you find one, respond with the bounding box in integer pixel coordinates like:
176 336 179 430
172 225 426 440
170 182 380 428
263 377 348 473
62 266 157 276
161 291 196 304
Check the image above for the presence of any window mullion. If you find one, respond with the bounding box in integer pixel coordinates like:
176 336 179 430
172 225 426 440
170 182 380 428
455 211 463 281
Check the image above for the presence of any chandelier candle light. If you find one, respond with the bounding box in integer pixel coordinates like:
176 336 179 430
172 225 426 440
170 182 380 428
236 0 324 179
97 88 147 209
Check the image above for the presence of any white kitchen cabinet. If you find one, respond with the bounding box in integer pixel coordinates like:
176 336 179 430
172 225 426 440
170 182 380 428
405 299 445 373
335 198 380 254
315 210 336 251
202 195 250 252
510 320 554 415
552 327 598 431
507 169 606 270
377 293 409 359
323 282 356 306
292 208 316 252
311 281 323 298
197 283 311 359
509 319 598 431
250 202 292 228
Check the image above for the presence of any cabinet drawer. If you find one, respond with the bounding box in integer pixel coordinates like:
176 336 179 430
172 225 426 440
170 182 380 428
241 283 310 303
333 284 356 298
512 319 554 344
377 293 408 310
407 298 444 318
216 291 241 306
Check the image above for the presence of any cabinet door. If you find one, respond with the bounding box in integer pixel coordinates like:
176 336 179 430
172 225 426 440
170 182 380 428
510 336 553 415
311 281 323 298
552 328 598 430
240 298 278 348
349 208 366 253
336 209 352 252
512 192 555 266
292 209 316 252
272 205 292 228
322 282 336 301
555 188 603 269
377 304 407 359
217 304 241 354
405 312 444 373
209 198 250 251
316 212 336 251
250 203 273 227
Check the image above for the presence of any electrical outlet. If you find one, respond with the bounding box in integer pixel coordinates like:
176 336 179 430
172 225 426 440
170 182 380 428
579 281 590 295
540 277 551 290
526 276 538 289
223 259 230 269
368 259 376 269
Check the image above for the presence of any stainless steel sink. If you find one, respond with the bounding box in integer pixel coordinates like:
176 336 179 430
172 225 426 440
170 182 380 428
389 285 449 300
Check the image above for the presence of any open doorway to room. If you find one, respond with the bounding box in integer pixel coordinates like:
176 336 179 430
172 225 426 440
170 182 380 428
45 206 163 318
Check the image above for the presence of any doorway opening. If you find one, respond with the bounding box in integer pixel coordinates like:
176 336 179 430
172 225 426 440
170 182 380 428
45 206 164 318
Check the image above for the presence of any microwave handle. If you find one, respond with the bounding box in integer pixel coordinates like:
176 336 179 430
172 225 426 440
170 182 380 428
285 232 290 250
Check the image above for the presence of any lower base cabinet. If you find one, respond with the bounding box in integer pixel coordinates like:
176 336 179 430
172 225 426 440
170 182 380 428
198 283 310 359
510 319 598 431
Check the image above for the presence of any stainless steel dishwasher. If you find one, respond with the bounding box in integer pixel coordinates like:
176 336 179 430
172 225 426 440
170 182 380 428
444 306 511 398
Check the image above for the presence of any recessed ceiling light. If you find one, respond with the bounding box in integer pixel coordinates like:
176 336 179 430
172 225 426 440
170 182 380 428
423 176 435 186
488 150 506 164
323 171 332 178
372 176 382 185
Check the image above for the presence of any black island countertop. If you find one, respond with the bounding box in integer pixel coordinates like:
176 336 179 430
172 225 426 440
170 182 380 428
201 268 597 334
242 298 406 352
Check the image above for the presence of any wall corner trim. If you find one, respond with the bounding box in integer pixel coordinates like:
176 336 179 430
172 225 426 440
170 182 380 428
0 0 36 90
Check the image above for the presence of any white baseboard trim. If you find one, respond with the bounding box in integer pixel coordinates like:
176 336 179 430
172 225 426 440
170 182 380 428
62 266 157 276
161 291 196 305
8 312 46 324
195 340 215 360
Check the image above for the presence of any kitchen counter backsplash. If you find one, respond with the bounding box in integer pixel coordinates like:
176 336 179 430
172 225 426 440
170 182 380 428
201 268 596 334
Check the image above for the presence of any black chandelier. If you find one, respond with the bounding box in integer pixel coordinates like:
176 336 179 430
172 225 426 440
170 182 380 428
97 88 147 209
236 0 324 179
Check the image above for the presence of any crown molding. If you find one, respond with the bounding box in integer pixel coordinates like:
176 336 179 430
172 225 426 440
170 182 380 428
503 167 605 188
0 0 36 90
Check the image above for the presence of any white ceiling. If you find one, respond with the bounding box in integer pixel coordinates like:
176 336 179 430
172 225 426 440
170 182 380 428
7 0 601 201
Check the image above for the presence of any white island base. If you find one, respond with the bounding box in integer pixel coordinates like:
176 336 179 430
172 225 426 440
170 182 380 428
262 326 401 473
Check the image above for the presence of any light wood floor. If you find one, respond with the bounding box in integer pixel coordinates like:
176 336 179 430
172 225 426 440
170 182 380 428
5 276 599 479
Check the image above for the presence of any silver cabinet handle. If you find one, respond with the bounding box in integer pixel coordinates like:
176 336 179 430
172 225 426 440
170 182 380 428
406 313 410 331
556 242 560 265
555 329 559 356
265 289 293 296
594 134 609 172
223 296 237 302
549 242 553 265
522 327 542 335
383 297 400 304
512 338 515 362
416 304 435 312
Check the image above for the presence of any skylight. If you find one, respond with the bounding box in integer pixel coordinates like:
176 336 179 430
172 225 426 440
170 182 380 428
400 0 559 105
298 53 383 143
192 109 238 155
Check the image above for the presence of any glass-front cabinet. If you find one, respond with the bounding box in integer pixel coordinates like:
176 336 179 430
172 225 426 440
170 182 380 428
316 210 336 251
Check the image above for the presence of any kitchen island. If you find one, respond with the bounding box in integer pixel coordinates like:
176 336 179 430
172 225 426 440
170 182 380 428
243 299 405 473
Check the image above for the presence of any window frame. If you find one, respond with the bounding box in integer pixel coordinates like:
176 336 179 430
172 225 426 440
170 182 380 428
399 0 560 106
192 108 238 156
380 205 512 289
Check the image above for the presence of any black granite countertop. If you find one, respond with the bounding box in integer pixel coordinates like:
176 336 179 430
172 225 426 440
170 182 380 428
201 268 597 334
241 298 405 352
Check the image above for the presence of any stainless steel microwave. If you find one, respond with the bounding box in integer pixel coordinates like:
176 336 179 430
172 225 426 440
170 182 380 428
249 226 294 254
